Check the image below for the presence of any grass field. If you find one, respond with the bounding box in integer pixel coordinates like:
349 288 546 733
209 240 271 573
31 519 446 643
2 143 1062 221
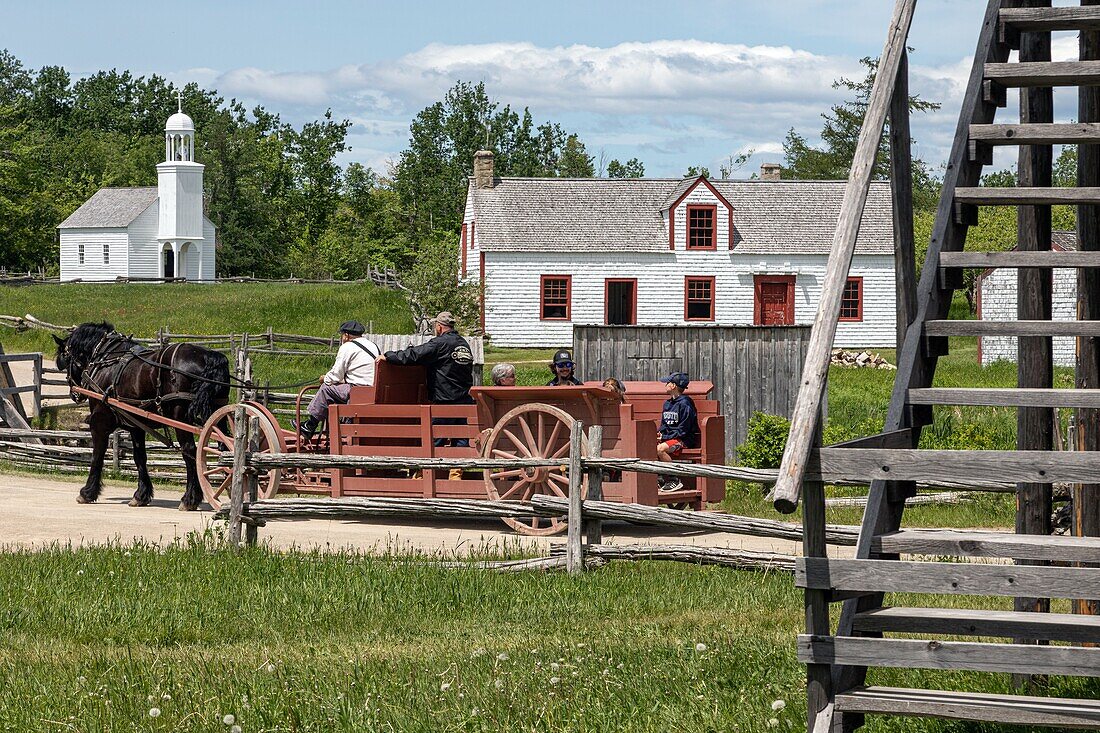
1 540 1095 733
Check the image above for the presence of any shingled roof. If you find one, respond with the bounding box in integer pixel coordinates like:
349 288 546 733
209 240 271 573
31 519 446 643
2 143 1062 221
467 177 894 255
58 187 158 229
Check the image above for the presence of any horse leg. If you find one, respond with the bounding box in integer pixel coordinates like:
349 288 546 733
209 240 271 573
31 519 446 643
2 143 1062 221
128 429 154 507
78 407 115 504
177 429 201 511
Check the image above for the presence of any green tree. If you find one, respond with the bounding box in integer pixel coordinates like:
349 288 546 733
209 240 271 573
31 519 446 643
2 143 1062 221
558 134 594 177
607 157 645 178
684 165 711 178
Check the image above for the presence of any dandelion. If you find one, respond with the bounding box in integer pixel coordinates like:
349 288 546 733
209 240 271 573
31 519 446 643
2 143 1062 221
265 664 276 674
77 570 84 576
494 679 505 690
231 727 242 733
162 693 172 701
148 708 161 718
440 682 451 692
472 648 487 658
549 677 561 685
771 700 786 712
496 652 509 662
695 643 707 652
124 551 132 557
767 718 779 728
550 662 560 671
77 676 86 684
223 714 236 725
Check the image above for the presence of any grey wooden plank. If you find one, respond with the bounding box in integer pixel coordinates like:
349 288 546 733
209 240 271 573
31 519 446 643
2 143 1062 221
940 250 1100 268
853 606 1100 643
874 528 1100 562
815 446 1100 485
771 0 918 514
892 49 917 351
984 61 1100 87
956 186 1100 205
836 685 1100 727
909 387 1100 408
796 557 1100 599
1000 6 1100 32
925 319 1100 337
799 634 1100 677
970 122 1100 145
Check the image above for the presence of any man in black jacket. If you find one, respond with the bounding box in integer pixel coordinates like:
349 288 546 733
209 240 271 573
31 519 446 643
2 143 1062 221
377 311 474 478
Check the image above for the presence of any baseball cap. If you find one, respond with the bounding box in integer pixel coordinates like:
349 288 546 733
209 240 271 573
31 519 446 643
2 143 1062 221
662 372 690 389
339 320 366 336
431 311 457 327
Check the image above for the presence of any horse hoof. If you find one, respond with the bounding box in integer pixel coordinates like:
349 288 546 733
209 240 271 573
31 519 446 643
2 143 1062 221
178 503 198 512
76 495 92 504
128 498 151 508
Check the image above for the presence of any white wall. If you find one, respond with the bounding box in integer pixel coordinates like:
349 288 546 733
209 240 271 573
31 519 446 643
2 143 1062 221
669 182 732 250
201 218 216 279
483 251 897 348
980 267 1077 366
59 229 129 281
127 204 162 278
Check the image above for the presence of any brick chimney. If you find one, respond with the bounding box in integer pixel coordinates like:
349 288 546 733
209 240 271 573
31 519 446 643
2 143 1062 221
760 163 782 181
474 149 495 189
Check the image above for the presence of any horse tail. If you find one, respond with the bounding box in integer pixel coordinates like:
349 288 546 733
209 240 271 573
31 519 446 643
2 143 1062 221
188 349 231 426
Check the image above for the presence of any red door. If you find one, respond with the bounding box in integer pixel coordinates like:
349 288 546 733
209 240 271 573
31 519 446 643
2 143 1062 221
754 276 795 325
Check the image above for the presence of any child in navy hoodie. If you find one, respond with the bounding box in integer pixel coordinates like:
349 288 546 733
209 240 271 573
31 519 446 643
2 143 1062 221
657 372 699 492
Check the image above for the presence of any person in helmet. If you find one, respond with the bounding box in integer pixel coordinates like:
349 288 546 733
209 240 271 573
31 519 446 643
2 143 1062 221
295 320 379 437
546 348 581 386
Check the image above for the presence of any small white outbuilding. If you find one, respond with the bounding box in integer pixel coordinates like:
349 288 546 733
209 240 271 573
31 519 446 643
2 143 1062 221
58 99 216 281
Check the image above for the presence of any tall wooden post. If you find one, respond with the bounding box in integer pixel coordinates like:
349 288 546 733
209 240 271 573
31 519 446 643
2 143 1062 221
890 49 917 350
1014 0 1054 676
566 421 585 574
228 404 249 550
1077 0 1100 618
585 425 604 547
244 416 260 547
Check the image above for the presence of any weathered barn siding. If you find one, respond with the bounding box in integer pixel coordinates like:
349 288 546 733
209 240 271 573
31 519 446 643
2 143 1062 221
484 252 895 348
979 266 1078 366
59 229 129 281
572 324 814 456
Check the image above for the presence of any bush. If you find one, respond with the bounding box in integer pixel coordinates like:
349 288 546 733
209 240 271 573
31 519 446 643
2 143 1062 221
736 412 791 468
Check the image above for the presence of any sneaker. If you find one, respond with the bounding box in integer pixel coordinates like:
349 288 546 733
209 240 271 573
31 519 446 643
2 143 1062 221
292 417 319 437
659 478 684 493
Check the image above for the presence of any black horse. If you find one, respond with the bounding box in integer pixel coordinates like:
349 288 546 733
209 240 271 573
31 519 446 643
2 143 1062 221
54 322 231 510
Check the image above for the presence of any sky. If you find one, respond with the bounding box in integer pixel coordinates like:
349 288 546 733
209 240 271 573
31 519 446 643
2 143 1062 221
3 0 1084 178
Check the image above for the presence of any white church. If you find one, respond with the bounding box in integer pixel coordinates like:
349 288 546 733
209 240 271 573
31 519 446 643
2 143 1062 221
58 99 216 281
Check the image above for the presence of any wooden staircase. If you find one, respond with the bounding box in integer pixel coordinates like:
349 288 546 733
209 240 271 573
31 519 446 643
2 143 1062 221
772 1 1100 730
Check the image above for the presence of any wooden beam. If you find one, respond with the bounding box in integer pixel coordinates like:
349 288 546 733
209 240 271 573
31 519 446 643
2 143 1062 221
955 186 1100 206
771 0 918 514
836 685 1100 728
853 606 1100 643
940 250 1100 268
984 60 1100 87
908 386 1100 408
799 634 1100 677
796 557 1100 599
873 528 1100 562
924 319 1100 336
891 49 917 351
970 122 1100 145
814 447 1100 485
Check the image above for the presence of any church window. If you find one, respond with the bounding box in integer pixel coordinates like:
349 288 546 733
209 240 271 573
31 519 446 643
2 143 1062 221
78 244 84 265
103 243 110 265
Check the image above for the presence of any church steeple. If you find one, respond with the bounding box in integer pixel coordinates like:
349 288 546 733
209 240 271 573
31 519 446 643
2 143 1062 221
164 91 195 162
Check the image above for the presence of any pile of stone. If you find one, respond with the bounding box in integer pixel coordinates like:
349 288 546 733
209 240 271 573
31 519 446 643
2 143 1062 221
830 349 896 370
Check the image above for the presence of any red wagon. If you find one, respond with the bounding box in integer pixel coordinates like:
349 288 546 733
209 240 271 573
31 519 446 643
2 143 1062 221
195 361 725 535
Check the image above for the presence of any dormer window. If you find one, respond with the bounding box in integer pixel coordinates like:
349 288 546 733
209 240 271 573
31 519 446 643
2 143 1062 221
687 205 717 250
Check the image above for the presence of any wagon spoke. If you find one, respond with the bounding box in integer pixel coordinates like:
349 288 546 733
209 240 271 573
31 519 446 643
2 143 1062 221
544 420 563 457
501 428 533 457
518 416 538 455
498 479 529 500
492 449 520 460
213 475 231 498
521 481 540 501
546 476 568 498
530 515 540 530
537 413 545 455
490 469 525 480
549 441 571 460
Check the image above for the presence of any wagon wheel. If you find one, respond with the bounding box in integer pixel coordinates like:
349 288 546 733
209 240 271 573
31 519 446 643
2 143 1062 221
197 402 286 510
482 403 588 536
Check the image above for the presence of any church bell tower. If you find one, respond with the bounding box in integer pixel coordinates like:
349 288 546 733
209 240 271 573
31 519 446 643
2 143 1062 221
157 93 205 244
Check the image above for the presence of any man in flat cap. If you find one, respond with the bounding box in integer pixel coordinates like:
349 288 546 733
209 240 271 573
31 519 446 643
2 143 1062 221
295 320 380 437
377 311 474 479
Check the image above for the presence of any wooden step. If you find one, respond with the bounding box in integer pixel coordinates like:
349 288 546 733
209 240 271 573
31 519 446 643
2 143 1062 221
909 387 1100 408
799 634 1100 677
940 250 1100 269
814 447 1100 486
984 61 1100 88
956 186 1100 207
874 528 1100 563
835 686 1100 728
853 607 1100 643
1000 6 1100 33
925 319 1100 337
970 123 1100 146
796 557 1100 599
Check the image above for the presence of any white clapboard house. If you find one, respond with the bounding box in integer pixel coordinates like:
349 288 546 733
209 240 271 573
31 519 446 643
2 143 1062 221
460 151 896 348
58 102 215 282
977 230 1078 366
